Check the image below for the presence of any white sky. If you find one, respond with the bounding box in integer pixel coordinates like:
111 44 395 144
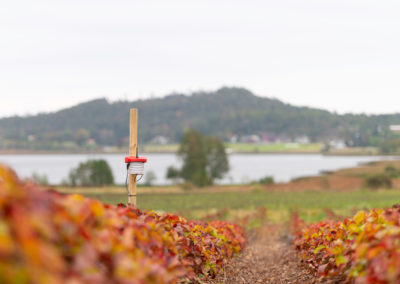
1 0 400 117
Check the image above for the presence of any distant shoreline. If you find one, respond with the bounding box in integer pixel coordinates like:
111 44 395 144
0 150 325 155
0 149 387 156
0 142 385 156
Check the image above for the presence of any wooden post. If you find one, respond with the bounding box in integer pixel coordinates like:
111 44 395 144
128 109 138 207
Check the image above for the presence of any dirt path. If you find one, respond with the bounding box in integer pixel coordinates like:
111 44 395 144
208 225 320 284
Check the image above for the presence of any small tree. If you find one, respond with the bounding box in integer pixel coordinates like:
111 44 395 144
166 166 181 184
206 136 229 180
177 129 229 187
68 159 114 186
179 129 210 187
166 166 180 179
31 172 49 186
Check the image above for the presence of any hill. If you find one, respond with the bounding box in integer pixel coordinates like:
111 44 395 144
1 87 400 151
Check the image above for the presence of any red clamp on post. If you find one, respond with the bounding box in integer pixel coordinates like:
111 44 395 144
125 156 147 175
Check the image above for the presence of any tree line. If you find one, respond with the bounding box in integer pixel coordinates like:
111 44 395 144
1 87 400 152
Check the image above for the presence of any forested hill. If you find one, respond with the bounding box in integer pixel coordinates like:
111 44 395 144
1 87 400 150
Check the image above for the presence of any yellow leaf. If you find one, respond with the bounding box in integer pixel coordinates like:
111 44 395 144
91 202 104 217
0 221 14 255
314 245 326 254
348 223 362 234
332 245 343 255
354 211 366 225
336 254 347 266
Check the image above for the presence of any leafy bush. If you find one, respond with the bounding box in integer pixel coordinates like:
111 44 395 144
258 176 274 185
67 159 114 186
0 165 245 283
30 171 49 185
363 173 392 189
166 166 180 178
384 165 400 178
294 206 400 283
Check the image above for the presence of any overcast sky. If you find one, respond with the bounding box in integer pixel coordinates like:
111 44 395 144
1 0 400 117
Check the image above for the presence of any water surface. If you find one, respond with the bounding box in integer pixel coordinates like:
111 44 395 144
0 153 395 185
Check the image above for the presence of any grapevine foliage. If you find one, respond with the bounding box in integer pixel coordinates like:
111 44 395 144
294 206 400 283
0 166 245 283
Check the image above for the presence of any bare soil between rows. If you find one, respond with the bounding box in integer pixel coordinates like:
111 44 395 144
207 225 336 284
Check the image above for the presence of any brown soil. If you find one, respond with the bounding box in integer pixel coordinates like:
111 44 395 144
265 175 363 191
265 160 400 192
207 225 322 284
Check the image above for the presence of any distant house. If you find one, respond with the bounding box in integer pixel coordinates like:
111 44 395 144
390 125 400 132
87 138 96 146
329 139 346 149
260 133 278 143
294 135 310 144
150 135 169 145
240 135 261 143
27 135 36 142
230 135 238 143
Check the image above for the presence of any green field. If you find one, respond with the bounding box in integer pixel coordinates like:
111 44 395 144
57 160 400 223
141 144 179 153
141 142 323 154
226 142 323 153
74 188 400 223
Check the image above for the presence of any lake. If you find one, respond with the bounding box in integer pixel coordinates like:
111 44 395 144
0 153 397 185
